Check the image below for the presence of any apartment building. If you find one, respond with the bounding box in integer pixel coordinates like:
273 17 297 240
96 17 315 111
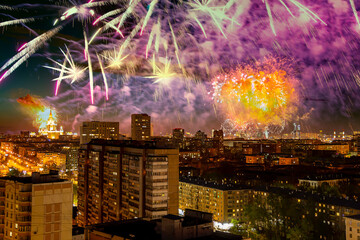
0 171 72 240
345 215 360 240
179 178 252 223
77 139 179 227
245 155 265 164
131 114 151 141
80 121 119 144
36 152 66 166
180 177 360 237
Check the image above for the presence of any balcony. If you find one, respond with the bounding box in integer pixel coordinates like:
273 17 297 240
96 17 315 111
16 216 31 223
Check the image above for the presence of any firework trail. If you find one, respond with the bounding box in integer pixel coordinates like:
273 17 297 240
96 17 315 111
0 0 328 102
44 46 88 96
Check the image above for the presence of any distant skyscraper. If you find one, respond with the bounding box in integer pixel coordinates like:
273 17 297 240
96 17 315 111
0 171 72 240
212 129 224 152
212 129 223 141
80 121 119 144
20 131 30 138
131 114 151 140
194 130 207 142
77 139 179 226
172 128 184 147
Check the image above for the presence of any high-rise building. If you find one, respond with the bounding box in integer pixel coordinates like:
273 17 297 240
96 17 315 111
0 171 72 240
212 129 224 153
212 129 223 141
173 128 184 141
172 128 184 147
80 121 119 144
77 139 179 227
194 130 207 142
20 131 30 138
131 114 151 141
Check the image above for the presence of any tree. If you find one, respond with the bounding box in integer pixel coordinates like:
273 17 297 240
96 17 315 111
233 193 342 239
6 168 21 177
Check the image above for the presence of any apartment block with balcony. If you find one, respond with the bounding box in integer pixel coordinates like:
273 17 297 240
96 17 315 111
77 139 179 227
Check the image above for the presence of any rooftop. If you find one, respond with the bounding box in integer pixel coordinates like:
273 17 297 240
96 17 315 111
180 177 252 191
196 231 242 240
299 174 348 181
88 219 159 240
180 177 360 210
0 171 67 184
345 215 360 221
85 139 176 149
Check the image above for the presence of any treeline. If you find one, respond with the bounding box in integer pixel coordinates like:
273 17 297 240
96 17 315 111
230 193 345 240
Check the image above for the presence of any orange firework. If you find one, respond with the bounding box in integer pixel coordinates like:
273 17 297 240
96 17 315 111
212 58 298 134
17 94 57 130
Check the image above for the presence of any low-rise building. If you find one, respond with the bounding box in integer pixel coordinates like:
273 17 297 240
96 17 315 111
72 226 85 240
245 155 264 164
86 210 236 240
37 152 66 166
278 157 299 165
161 209 213 240
345 215 360 240
315 143 350 155
299 175 348 188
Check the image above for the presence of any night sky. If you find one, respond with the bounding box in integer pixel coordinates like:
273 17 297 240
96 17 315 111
1 0 360 135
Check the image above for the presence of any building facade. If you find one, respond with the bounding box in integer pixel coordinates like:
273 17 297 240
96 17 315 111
245 155 265 164
0 172 72 240
80 121 119 144
131 114 151 141
180 178 360 236
36 152 66 166
172 128 184 147
179 179 252 223
345 215 360 240
278 157 299 165
77 140 179 227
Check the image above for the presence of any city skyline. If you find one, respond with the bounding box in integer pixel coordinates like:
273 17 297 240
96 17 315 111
2 1 360 238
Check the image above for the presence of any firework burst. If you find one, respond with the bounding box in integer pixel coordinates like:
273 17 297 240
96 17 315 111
211 57 299 136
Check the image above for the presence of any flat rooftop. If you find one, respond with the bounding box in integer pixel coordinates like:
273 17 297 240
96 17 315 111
0 171 67 184
345 215 360 221
88 219 159 239
85 139 176 149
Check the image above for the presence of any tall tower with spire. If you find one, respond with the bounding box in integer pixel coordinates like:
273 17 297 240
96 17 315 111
39 110 64 139
47 110 57 132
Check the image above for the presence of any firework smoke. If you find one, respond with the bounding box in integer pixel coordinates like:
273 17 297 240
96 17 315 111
17 94 57 130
